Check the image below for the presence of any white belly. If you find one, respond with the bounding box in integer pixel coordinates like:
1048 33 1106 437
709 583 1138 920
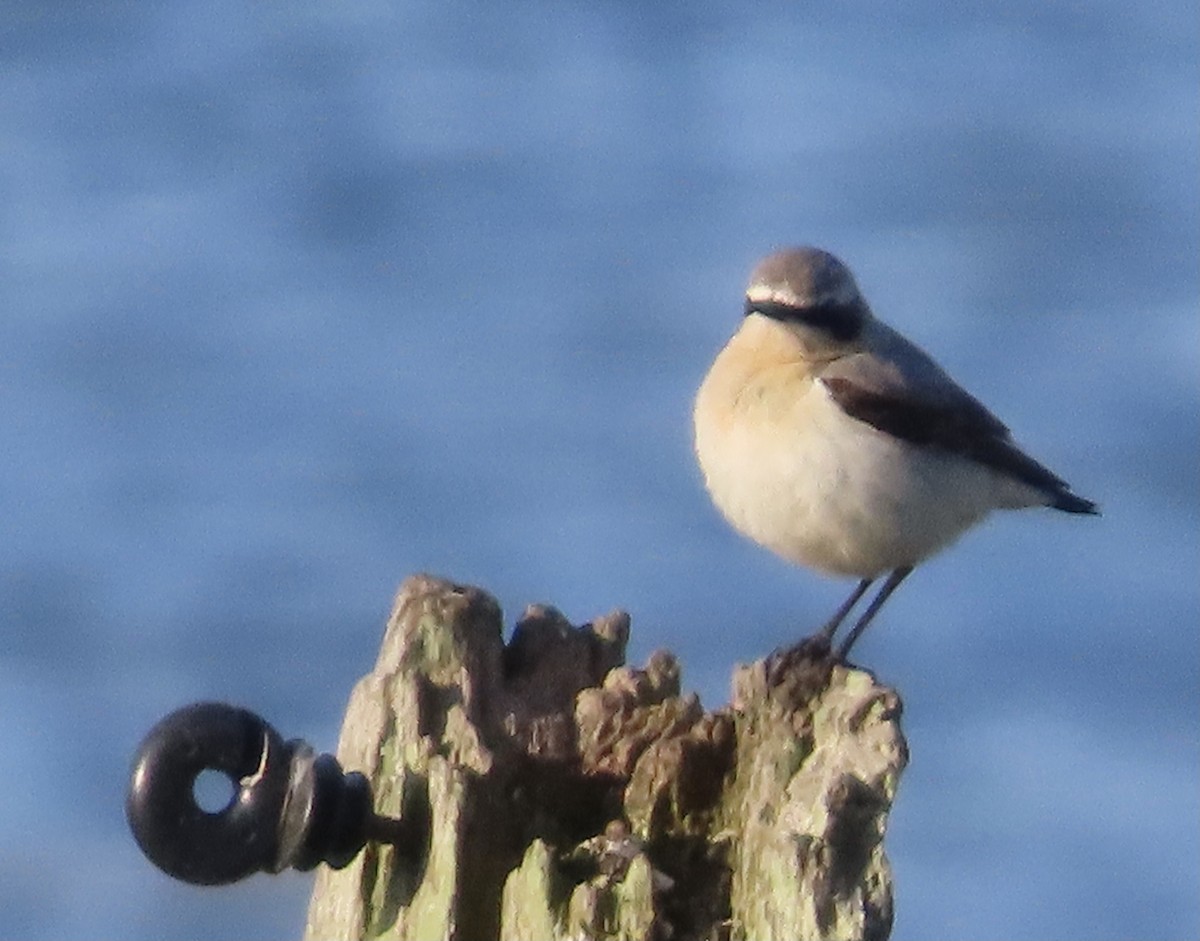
694 375 1007 578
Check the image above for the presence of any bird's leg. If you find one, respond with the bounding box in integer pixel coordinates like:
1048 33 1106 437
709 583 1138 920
770 578 874 677
836 566 913 660
816 578 874 644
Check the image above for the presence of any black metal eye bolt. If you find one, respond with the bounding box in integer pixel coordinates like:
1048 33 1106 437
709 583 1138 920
126 702 420 886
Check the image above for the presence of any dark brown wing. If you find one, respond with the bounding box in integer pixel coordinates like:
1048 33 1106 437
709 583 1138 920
821 375 1098 514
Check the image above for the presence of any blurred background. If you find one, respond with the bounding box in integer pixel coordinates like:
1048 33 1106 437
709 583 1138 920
2 2 1197 938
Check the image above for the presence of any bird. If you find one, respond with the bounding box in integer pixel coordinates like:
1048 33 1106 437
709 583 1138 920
693 246 1098 660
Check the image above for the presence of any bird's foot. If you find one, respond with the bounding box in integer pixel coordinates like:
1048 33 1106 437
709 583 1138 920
762 632 838 706
764 631 836 685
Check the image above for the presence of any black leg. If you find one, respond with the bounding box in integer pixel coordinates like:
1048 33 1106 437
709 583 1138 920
817 577 874 643
836 566 913 660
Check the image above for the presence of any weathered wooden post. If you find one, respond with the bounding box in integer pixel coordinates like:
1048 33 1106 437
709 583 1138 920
305 573 907 941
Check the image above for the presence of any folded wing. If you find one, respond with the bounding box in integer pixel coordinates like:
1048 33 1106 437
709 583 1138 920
819 341 1098 515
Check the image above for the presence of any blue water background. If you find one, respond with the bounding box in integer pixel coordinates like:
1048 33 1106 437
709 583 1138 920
2 3 1198 938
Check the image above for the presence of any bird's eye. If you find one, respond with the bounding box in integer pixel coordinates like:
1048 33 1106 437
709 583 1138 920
744 299 862 342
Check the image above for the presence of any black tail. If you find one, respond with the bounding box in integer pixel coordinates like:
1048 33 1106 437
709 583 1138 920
1052 490 1100 515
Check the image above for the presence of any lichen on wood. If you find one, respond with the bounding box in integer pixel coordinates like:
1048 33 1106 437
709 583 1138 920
304 574 907 941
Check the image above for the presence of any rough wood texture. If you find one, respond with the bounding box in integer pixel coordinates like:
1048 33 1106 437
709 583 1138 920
305 574 907 941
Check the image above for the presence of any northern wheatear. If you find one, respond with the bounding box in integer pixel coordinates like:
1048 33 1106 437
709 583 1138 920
693 247 1098 659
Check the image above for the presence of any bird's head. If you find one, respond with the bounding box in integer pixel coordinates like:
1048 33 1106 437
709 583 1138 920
743 247 870 357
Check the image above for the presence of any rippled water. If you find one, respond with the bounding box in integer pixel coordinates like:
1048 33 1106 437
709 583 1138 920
3 3 1197 938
